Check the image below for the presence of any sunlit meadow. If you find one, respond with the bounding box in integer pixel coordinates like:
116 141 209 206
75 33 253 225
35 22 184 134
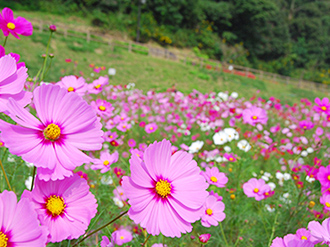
1 8 330 247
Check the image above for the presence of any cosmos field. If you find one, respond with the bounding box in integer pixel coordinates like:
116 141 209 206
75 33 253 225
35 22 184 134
1 7 330 247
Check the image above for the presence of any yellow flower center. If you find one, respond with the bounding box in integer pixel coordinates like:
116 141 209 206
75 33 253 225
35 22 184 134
123 125 126 128
44 123 61 141
328 175 330 181
94 84 101 89
155 179 171 198
265 192 269 196
0 232 8 247
67 87 75 92
150 127 153 130
230 194 235 199
120 236 124 240
229 157 234 161
252 115 258 120
253 188 259 193
99 105 106 111
326 202 330 208
321 106 327 111
103 160 109 166
46 195 66 216
206 208 213 216
0 141 3 146
301 236 307 240
210 176 218 182
7 22 15 30
303 126 307 129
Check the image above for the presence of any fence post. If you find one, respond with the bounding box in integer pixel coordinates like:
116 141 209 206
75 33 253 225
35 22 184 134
39 20 43 32
86 30 90 43
200 58 203 68
245 68 249 77
128 42 132 52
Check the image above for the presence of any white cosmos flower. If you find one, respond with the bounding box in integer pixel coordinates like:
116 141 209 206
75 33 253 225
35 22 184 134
213 131 228 145
218 92 228 101
108 68 116 76
276 172 291 186
307 147 314 153
265 204 275 213
224 128 239 141
101 175 113 185
231 92 238 98
306 176 315 183
301 151 308 157
237 140 251 152
113 197 124 208
267 182 276 191
188 140 204 154
224 146 231 152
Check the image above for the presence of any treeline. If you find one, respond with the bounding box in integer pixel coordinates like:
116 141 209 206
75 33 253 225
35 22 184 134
2 0 330 83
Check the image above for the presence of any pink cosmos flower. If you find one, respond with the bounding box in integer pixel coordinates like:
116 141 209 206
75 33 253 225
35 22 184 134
117 122 131 132
201 195 226 227
91 150 119 173
317 166 330 188
57 75 87 96
0 190 48 246
308 217 330 245
0 54 31 112
112 229 133 246
22 174 98 243
0 84 103 181
314 97 330 114
122 139 208 238
87 76 108 94
0 8 33 39
202 167 228 188
243 178 271 201
90 99 114 117
100 235 114 247
299 120 314 130
320 194 330 212
199 233 211 244
113 185 127 201
270 233 314 247
128 138 136 147
145 122 158 133
104 131 118 142
242 106 268 126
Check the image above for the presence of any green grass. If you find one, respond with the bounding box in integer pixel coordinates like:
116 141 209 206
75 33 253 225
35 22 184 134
3 30 328 105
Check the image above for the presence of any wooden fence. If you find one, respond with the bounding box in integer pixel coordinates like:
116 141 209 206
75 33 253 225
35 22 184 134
29 18 330 94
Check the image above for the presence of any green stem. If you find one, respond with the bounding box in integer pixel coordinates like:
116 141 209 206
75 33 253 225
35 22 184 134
43 58 53 79
72 210 128 247
0 154 12 191
220 221 229 246
267 211 279 246
30 166 36 191
40 32 53 82
3 36 8 47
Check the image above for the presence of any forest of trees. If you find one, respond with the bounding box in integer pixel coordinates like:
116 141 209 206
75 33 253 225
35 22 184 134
3 0 330 83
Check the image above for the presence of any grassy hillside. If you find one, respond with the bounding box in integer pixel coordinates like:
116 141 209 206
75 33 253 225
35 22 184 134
3 25 327 105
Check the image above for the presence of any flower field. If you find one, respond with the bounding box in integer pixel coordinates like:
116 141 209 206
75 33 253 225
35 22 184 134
1 8 330 247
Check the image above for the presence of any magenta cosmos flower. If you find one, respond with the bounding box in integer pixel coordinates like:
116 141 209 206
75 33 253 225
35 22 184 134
199 233 211 244
0 8 33 39
314 97 330 114
243 178 271 201
201 195 226 227
0 54 31 112
90 99 114 118
0 190 48 246
202 167 228 188
317 166 330 188
122 139 209 238
100 235 114 247
22 174 98 243
57 75 87 96
0 84 103 181
242 106 268 126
